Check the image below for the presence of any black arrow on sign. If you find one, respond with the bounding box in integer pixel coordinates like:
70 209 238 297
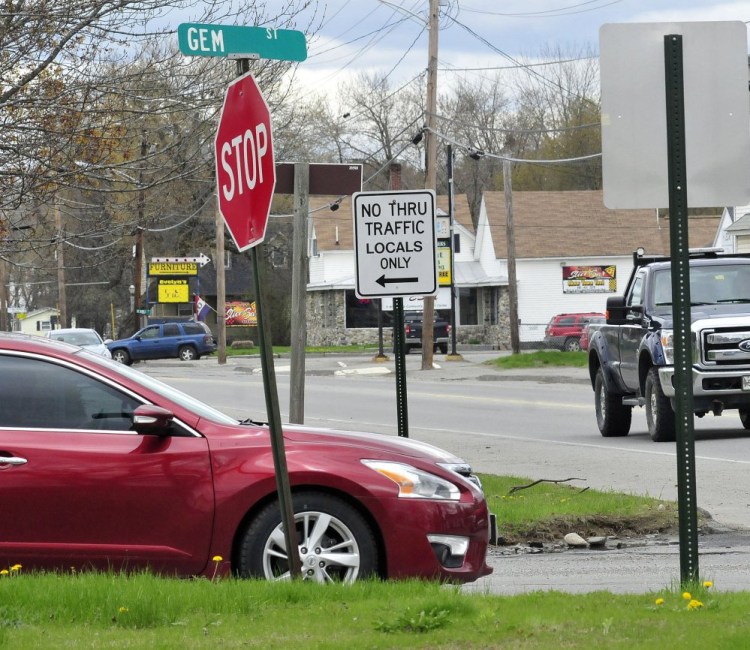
376 274 419 287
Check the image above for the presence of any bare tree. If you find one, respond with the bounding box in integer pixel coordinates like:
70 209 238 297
0 0 321 329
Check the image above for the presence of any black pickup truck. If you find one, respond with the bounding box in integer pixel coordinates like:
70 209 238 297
588 249 750 442
399 312 451 354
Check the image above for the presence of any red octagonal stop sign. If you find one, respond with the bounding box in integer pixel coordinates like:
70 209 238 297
215 72 276 251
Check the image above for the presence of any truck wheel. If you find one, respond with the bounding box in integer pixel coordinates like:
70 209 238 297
740 409 750 430
645 367 676 442
594 368 631 436
564 337 581 352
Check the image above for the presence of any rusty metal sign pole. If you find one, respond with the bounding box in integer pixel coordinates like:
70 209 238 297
235 57 301 580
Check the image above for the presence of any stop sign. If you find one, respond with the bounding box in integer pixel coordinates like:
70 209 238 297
215 72 276 250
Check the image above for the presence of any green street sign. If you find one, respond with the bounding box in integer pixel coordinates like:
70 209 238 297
136 308 151 315
178 23 307 62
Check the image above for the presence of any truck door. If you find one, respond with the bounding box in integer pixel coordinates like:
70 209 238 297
619 272 646 391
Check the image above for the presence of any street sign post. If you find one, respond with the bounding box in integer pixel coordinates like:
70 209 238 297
151 253 210 267
215 71 276 251
353 189 437 439
178 23 307 61
352 190 437 298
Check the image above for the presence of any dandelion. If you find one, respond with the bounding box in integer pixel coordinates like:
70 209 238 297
682 591 692 600
118 607 129 614
10 564 21 572
0 570 8 576
211 555 223 582
655 598 665 606
688 599 704 610
703 580 713 589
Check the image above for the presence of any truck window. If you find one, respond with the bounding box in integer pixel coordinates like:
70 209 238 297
628 274 645 307
653 271 671 305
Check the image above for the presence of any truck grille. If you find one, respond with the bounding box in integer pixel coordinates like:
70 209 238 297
702 328 750 366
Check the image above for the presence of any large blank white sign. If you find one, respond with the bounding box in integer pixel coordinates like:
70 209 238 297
600 21 750 209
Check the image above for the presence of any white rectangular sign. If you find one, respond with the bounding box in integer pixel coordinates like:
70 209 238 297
600 21 750 209
352 190 438 298
380 288 452 311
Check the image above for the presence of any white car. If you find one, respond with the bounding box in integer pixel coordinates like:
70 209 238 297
46 328 112 359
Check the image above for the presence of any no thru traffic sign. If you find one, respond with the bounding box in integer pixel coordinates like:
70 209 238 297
353 190 437 298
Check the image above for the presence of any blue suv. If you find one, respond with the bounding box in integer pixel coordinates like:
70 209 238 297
108 321 216 365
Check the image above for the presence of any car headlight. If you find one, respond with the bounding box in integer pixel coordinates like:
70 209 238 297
361 460 460 501
660 328 699 365
660 329 674 364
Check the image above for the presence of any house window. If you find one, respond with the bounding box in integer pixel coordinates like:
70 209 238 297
458 288 478 325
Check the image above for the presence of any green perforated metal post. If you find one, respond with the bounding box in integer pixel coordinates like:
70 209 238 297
664 34 700 585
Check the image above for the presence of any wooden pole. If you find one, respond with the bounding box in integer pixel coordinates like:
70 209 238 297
54 196 67 328
503 160 520 353
420 0 440 370
289 163 310 424
215 206 227 364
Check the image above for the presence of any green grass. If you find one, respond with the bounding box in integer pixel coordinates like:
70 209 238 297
225 344 379 356
0 476 719 647
486 350 588 369
0 571 742 648
479 474 678 542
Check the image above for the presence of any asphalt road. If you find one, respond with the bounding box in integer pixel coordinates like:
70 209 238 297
136 350 750 594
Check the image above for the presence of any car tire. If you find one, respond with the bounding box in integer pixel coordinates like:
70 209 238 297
111 349 131 365
437 343 448 354
594 367 631 436
645 367 676 442
740 408 750 430
178 345 198 361
238 491 379 583
564 337 581 352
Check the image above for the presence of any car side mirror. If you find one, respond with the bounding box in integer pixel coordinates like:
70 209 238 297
132 404 174 435
605 296 628 325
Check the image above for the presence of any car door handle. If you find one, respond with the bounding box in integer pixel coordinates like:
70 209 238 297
0 456 28 466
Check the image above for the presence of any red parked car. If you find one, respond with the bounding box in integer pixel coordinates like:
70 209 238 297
0 333 491 584
544 312 605 352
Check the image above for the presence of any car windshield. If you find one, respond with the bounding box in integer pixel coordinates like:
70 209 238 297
80 350 239 425
50 331 101 346
653 265 750 306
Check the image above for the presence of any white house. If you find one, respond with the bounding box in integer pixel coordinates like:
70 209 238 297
302 189 722 348
16 307 60 335
479 190 721 342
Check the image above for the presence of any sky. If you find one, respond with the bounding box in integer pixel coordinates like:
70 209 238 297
280 0 750 96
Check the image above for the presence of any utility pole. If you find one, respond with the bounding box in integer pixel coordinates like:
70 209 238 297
289 162 310 424
503 160 520 353
215 207 227 364
133 135 148 333
54 196 67 328
0 257 7 332
421 0 440 370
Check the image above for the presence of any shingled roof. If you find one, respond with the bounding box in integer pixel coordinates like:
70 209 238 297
308 194 474 252
483 190 721 259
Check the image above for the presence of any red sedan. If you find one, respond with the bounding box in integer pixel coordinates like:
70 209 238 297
0 333 491 583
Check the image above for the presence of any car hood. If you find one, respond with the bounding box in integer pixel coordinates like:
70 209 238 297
281 424 464 463
651 304 750 329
